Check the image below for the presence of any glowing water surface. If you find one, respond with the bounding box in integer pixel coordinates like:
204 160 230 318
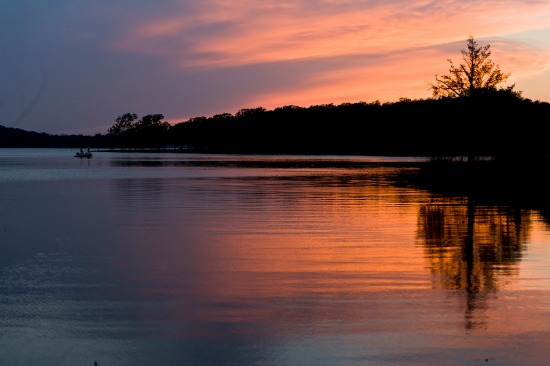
1 149 550 365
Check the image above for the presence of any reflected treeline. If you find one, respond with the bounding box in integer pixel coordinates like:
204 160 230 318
411 158 548 330
418 198 529 330
418 199 528 286
413 158 550 225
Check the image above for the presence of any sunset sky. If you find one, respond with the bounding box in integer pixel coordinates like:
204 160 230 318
2 0 550 135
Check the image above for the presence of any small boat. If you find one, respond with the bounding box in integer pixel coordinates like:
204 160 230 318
75 149 93 158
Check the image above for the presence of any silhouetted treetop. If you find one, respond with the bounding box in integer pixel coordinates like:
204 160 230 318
429 36 511 98
106 113 170 149
4 95 550 156
108 113 138 135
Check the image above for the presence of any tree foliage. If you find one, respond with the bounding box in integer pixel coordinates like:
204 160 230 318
5 96 550 157
107 113 169 149
429 36 511 98
107 113 138 135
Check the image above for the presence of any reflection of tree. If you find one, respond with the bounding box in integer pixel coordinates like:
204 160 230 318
417 196 529 330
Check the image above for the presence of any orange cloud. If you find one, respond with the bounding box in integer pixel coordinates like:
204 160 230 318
109 0 550 120
112 1 550 68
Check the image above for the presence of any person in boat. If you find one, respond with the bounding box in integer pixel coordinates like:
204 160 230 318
79 148 83 154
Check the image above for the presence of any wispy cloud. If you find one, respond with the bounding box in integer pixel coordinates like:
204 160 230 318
2 0 549 133
111 0 550 68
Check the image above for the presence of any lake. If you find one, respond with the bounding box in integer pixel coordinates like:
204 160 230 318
1 148 550 366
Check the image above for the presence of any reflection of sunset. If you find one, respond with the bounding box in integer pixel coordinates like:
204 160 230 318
6 152 550 364
417 198 534 330
106 163 550 343
418 202 528 292
112 173 432 326
195 183 423 291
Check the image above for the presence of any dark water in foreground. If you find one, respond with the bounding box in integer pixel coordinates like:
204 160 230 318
1 149 550 366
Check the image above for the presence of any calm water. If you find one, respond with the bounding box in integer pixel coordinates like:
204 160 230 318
1 148 550 366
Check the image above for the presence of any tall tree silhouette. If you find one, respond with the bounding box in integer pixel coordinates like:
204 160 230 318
108 113 138 135
429 36 510 98
107 113 138 148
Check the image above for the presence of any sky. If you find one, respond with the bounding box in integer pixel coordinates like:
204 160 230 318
1 0 550 135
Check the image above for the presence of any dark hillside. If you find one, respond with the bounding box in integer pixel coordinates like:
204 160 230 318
3 95 549 157
169 95 550 156
0 125 109 148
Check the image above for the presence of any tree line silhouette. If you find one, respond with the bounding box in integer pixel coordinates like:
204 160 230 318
3 91 548 158
2 36 549 158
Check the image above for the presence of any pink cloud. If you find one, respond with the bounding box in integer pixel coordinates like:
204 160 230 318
105 0 550 120
111 0 550 68
5 0 549 134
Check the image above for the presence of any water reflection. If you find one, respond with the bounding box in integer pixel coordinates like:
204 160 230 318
103 164 435 354
417 195 529 330
3 151 550 365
